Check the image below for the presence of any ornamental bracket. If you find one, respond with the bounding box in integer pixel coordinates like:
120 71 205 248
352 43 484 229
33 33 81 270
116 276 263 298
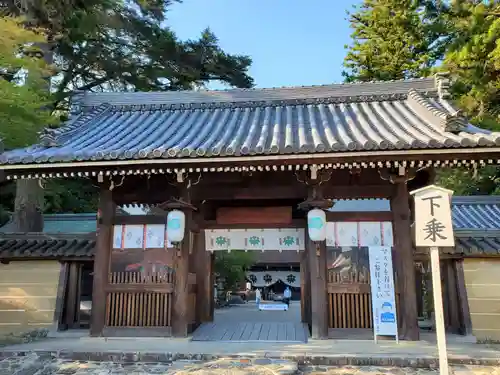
379 166 417 184
157 197 197 212
296 168 334 211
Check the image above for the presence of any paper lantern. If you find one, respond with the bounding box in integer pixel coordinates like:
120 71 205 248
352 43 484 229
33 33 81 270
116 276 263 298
307 208 326 242
166 209 185 243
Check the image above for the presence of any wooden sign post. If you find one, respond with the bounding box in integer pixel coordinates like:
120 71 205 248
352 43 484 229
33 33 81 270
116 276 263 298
410 185 454 375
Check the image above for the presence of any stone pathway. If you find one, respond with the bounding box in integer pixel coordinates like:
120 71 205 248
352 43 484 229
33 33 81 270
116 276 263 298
0 354 499 375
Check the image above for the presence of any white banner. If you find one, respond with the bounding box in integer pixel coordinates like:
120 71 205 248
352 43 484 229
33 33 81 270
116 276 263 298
368 246 398 339
205 228 305 251
246 271 300 287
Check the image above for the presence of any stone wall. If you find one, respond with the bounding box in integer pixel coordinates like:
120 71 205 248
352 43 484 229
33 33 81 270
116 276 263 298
463 258 500 341
0 260 61 334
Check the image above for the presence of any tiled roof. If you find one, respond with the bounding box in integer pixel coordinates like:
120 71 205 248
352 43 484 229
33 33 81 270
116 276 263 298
0 234 95 259
454 233 500 256
451 196 500 230
2 76 500 165
0 213 97 233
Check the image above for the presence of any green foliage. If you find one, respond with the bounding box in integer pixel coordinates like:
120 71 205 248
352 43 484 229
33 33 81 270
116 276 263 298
44 179 99 213
441 0 500 118
0 1 254 220
1 0 253 111
214 251 255 293
343 0 447 81
0 17 56 148
343 0 500 195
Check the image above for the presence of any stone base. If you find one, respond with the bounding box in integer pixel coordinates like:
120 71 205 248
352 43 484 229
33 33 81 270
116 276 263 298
1 350 500 369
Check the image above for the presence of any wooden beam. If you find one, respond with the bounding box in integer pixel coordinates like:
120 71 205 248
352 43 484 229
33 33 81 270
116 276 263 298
307 237 328 339
112 172 394 204
325 185 394 199
391 181 419 341
202 220 305 229
90 187 114 337
325 211 393 222
113 215 165 225
196 184 307 201
216 206 292 225
455 260 473 336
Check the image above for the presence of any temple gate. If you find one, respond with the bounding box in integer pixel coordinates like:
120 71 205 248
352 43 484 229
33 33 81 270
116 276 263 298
0 74 497 340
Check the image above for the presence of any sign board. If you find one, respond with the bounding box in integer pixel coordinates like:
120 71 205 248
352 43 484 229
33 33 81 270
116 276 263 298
411 185 454 248
258 303 288 311
368 246 398 339
411 185 453 375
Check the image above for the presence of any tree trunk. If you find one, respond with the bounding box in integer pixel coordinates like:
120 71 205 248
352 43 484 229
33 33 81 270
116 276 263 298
14 179 44 232
12 32 53 233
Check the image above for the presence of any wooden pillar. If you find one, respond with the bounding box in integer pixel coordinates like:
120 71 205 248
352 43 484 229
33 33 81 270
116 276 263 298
300 249 311 325
65 262 80 328
446 260 460 333
90 188 114 337
307 237 328 339
53 262 69 331
300 250 306 323
454 259 473 336
391 180 419 341
172 189 193 337
209 252 215 321
195 230 212 323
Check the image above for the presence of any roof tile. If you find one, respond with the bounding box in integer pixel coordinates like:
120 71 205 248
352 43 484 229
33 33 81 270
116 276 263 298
2 77 500 165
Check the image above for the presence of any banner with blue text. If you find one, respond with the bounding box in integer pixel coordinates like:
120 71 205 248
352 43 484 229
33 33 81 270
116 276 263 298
368 246 398 339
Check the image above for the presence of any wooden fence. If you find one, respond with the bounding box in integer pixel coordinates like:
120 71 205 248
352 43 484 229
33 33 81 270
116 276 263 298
105 271 174 329
327 269 400 330
328 270 372 329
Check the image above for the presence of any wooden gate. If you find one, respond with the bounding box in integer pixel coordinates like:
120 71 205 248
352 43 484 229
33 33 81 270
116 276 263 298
327 269 401 332
105 270 174 334
328 270 372 329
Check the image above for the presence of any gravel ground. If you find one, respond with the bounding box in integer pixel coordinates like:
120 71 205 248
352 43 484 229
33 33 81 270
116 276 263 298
1 353 499 375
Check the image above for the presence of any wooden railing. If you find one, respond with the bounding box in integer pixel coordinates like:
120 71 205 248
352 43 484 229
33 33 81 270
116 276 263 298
105 271 174 329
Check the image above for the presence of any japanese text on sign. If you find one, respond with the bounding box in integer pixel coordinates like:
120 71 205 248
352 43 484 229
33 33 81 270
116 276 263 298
368 246 398 337
412 186 455 248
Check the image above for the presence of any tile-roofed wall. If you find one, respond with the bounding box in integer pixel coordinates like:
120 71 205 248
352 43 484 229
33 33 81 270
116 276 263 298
451 196 500 230
2 196 500 258
0 213 96 234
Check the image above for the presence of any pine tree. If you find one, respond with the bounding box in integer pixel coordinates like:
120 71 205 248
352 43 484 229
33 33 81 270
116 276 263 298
343 0 447 81
0 1 254 229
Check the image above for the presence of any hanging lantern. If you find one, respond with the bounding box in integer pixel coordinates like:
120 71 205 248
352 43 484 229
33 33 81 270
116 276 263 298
166 209 185 243
307 208 326 242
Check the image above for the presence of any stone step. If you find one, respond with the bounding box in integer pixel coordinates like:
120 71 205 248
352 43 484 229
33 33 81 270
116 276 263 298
1 349 500 369
1 354 499 375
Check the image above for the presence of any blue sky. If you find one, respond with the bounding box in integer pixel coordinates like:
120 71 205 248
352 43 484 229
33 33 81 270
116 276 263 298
166 0 360 89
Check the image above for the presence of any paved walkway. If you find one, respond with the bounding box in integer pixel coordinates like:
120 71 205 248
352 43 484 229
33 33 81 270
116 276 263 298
2 336 500 367
192 302 308 342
